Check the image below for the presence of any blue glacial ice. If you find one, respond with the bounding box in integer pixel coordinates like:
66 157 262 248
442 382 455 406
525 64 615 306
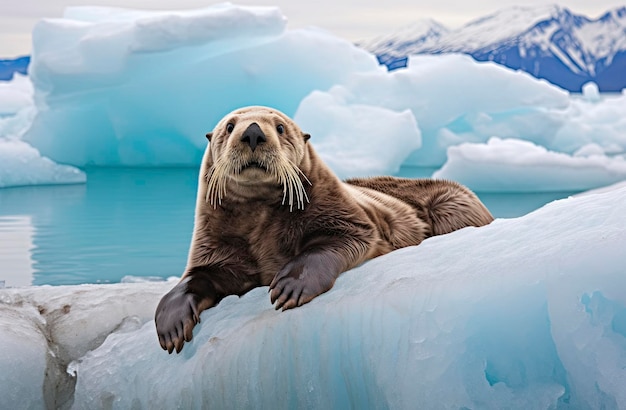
22 4 380 167
0 4 623 190
1 184 625 409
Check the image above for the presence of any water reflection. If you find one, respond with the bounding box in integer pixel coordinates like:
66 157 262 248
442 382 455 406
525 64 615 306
0 169 197 286
0 215 35 287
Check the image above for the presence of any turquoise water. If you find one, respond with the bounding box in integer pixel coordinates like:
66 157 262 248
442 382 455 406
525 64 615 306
0 168 576 287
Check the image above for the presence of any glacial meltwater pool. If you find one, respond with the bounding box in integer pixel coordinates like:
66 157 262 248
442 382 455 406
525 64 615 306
0 167 576 287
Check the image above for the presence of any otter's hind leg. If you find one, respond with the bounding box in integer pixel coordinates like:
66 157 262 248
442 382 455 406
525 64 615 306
423 183 493 236
345 177 493 237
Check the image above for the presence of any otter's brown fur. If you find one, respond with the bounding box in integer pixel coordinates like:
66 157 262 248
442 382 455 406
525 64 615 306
155 106 493 353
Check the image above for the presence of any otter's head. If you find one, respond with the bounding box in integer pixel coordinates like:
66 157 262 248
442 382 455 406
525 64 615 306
203 106 311 211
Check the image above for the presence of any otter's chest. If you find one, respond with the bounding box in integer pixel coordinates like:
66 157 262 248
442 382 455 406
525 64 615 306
212 202 305 280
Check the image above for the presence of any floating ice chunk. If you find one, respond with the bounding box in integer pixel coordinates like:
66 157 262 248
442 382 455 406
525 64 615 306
0 72 84 189
0 74 85 189
433 137 626 192
296 54 570 168
573 143 606 157
65 4 286 54
0 74 34 141
0 73 33 115
0 139 86 188
32 5 287 76
294 91 421 178
24 4 380 167
582 81 601 102
120 275 169 283
552 92 626 155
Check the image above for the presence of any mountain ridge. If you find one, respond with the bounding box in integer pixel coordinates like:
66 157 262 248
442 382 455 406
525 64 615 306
360 5 626 92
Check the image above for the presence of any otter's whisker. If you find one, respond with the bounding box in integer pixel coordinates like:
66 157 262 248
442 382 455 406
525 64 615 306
286 159 311 210
265 155 309 212
206 158 234 208
276 164 290 210
206 167 218 207
287 172 298 210
287 171 295 211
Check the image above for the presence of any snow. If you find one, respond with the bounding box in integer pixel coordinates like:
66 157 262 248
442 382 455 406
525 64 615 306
1 185 625 408
438 5 563 52
548 42 583 74
578 6 626 62
362 4 574 56
358 18 449 55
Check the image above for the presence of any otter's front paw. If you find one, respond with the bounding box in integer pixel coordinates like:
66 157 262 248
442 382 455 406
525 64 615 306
155 285 202 354
269 253 337 311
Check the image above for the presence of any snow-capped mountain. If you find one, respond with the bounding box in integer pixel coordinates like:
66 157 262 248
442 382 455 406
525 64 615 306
360 5 626 92
361 18 449 57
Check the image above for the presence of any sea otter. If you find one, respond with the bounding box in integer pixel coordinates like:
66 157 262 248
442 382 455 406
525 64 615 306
155 106 493 353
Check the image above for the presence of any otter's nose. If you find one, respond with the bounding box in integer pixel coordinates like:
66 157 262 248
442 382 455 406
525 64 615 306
240 123 267 152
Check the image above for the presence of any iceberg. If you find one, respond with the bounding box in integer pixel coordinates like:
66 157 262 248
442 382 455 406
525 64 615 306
0 139 86 188
0 73 32 115
296 54 626 176
294 91 421 179
296 54 571 168
1 185 625 409
434 137 626 192
23 4 381 167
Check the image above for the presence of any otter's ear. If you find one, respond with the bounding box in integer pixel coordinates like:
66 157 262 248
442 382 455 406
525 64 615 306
206 132 212 142
303 133 311 142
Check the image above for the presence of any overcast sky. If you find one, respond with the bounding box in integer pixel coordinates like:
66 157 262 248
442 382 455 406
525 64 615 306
1 0 624 57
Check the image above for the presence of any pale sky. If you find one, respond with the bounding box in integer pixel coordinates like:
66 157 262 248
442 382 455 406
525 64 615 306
0 0 624 57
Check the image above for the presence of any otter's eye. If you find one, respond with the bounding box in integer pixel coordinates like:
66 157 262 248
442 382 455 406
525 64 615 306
226 123 235 133
276 124 285 135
